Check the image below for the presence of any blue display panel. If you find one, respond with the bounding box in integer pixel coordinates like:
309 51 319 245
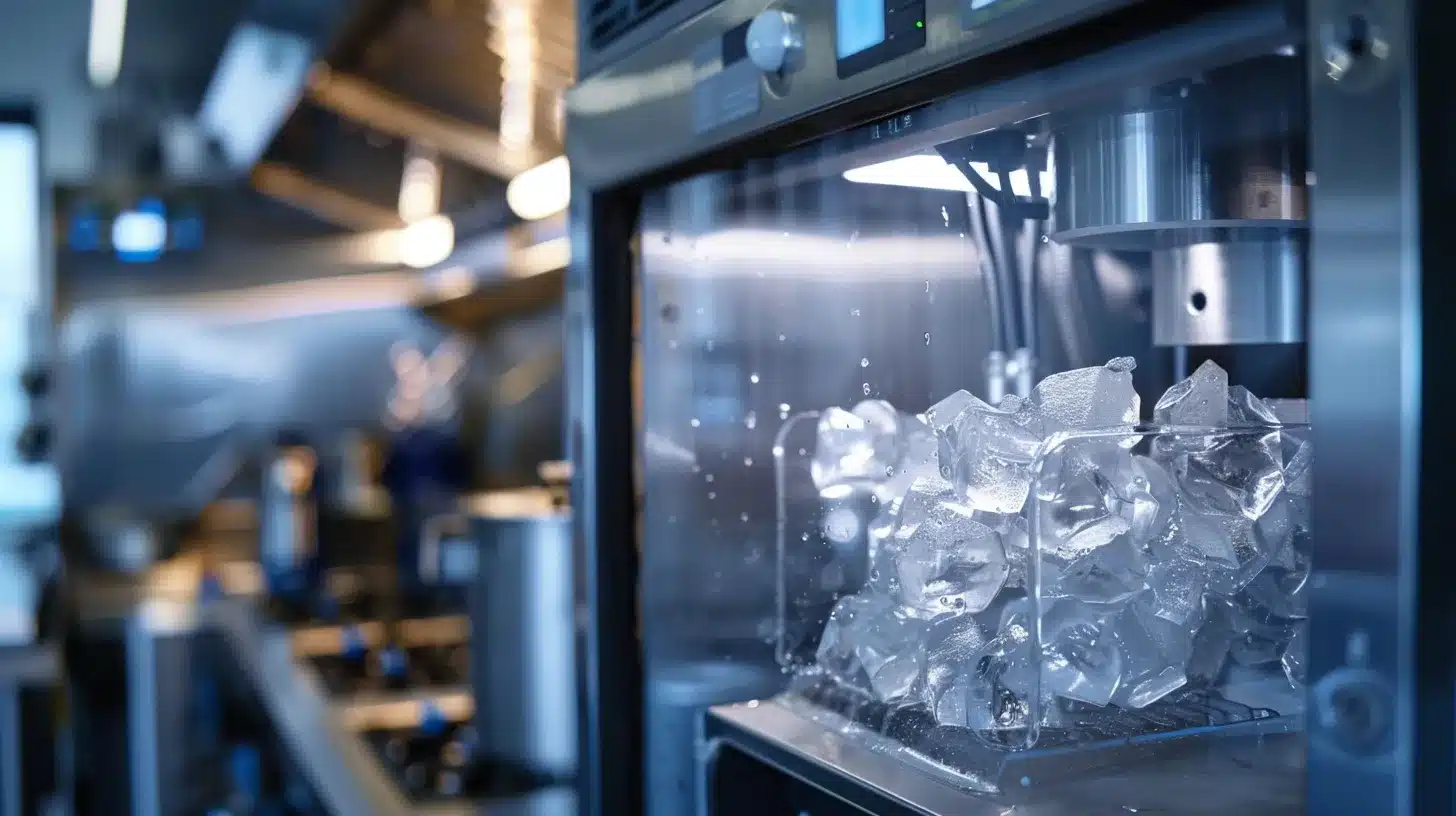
836 0 886 60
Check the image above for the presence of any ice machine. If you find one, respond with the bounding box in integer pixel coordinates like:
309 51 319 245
567 0 1456 814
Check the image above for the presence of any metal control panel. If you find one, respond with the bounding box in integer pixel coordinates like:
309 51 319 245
837 0 928 78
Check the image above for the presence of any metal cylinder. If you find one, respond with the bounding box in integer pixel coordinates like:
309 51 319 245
1050 58 1307 345
1151 238 1305 346
468 511 576 778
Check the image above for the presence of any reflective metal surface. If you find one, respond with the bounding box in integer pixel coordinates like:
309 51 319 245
1305 0 1428 811
705 698 1302 815
1049 58 1307 249
1150 238 1305 345
468 512 577 778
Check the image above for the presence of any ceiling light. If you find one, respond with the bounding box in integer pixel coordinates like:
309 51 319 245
398 215 455 269
87 0 128 88
843 153 1051 199
506 156 570 221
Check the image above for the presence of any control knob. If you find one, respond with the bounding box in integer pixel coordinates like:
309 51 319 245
746 10 805 74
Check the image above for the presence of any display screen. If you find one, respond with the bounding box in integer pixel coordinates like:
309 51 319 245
836 0 885 60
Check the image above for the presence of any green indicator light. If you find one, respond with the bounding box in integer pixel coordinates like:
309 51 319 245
916 19 924 28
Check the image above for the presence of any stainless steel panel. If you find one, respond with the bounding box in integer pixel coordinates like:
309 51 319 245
1305 0 1417 811
1150 238 1305 345
568 1 1296 191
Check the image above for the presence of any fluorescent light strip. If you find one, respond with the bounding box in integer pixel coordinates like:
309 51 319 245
842 153 1051 199
506 156 570 221
88 0 128 88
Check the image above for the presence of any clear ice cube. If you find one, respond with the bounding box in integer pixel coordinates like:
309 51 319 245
1228 385 1280 426
816 593 927 701
919 613 989 725
922 391 1044 514
1176 431 1287 521
1032 357 1141 436
1146 557 1208 625
964 608 1038 730
811 403 900 491
1050 534 1149 606
1037 467 1134 565
1112 605 1192 709
891 483 1009 615
1042 600 1124 707
1154 360 1229 427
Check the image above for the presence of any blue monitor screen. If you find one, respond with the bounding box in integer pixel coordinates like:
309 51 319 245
836 0 885 60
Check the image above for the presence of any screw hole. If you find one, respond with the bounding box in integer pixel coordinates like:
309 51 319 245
1188 291 1208 315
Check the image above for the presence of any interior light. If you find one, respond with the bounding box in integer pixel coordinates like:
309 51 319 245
397 215 455 269
87 0 129 88
843 153 1052 199
506 156 570 221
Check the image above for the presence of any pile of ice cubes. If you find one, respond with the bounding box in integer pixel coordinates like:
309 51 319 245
810 359 1310 734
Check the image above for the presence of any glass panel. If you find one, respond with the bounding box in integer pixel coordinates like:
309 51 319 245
639 34 1307 808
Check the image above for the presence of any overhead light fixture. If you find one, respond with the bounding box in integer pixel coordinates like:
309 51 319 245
397 214 455 269
506 156 570 221
398 143 442 222
87 0 128 88
842 153 1051 199
494 0 536 150
198 24 314 169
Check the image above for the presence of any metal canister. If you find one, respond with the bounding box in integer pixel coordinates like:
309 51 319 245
468 507 575 779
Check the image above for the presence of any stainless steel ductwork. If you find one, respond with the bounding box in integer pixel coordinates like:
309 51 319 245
1050 56 1306 346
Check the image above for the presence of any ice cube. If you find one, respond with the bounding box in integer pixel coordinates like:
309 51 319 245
1051 535 1149 606
816 593 927 701
920 613 989 714
1282 621 1308 687
891 486 1009 615
1002 516 1030 591
876 415 940 504
1111 604 1192 709
811 403 898 491
1032 358 1141 435
1284 439 1313 498
925 391 1044 514
1147 557 1208 625
1187 616 1235 684
1177 431 1286 521
1228 385 1280 426
1037 468 1134 565
963 608 1038 730
1042 600 1124 706
1154 360 1229 427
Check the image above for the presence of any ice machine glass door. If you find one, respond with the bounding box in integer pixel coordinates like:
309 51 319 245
635 16 1321 814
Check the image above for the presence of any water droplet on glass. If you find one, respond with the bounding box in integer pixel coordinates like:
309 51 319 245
705 473 715 483
750 373 760 384
924 332 932 345
740 512 749 522
708 491 717 500
705 340 715 351
801 533 810 542
851 308 861 317
779 410 789 420
860 358 869 368
772 445 785 458
778 333 787 342
744 412 757 430
690 418 701 428
778 403 791 413
941 205 950 226
743 457 754 467
863 383 872 396
798 447 806 456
